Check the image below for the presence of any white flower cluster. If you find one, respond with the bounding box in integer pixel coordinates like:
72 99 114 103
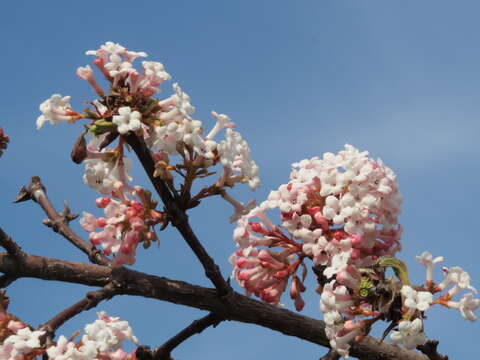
0 327 45 359
36 42 261 201
46 311 138 360
390 251 480 350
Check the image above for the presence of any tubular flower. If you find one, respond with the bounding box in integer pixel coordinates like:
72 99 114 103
36 94 81 129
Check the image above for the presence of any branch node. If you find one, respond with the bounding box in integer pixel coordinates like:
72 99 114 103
417 339 448 360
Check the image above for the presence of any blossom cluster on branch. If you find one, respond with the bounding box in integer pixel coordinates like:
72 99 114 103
0 41 477 360
229 145 479 357
36 41 260 266
0 292 138 360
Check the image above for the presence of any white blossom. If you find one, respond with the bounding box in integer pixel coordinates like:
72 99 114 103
218 129 260 190
390 318 427 350
36 94 78 129
416 251 443 283
447 293 480 322
438 266 477 296
84 311 138 352
3 327 45 352
401 285 433 312
47 335 98 360
113 107 142 134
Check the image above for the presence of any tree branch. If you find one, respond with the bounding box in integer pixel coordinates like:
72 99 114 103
136 313 222 360
0 252 435 360
320 349 340 360
0 227 25 261
14 176 110 266
417 340 448 360
124 134 230 295
39 282 119 339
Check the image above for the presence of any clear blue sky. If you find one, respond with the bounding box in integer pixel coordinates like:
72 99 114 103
1 1 479 358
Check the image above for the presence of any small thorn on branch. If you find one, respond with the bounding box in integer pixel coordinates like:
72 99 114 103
417 340 448 360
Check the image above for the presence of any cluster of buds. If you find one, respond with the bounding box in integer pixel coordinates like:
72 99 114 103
230 145 478 358
0 128 9 158
36 42 261 264
0 292 138 360
81 187 165 265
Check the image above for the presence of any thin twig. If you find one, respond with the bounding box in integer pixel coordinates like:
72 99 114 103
0 252 436 360
136 313 222 360
417 340 448 360
124 134 231 295
40 282 119 339
14 176 110 266
0 227 25 261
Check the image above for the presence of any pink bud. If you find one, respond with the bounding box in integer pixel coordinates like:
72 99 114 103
333 230 347 241
314 213 329 231
96 197 111 208
350 234 363 247
273 269 289 279
97 217 107 228
249 222 264 233
350 248 361 259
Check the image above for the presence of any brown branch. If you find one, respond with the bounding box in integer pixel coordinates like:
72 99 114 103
14 176 110 266
136 313 222 360
0 274 18 288
320 349 340 360
124 134 231 295
40 282 119 338
417 340 448 360
0 252 435 360
0 227 25 261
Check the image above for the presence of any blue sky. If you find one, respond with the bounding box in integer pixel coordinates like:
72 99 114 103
1 1 479 358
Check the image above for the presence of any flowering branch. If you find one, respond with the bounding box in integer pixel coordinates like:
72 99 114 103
124 133 231 295
39 282 119 339
0 251 434 360
136 312 222 360
14 177 110 266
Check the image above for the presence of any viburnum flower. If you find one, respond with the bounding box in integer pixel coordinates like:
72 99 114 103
437 266 477 296
390 318 427 350
1 327 45 353
112 107 142 135
218 129 260 190
84 311 138 352
401 285 433 313
46 335 98 360
416 251 443 285
36 94 81 129
447 292 480 321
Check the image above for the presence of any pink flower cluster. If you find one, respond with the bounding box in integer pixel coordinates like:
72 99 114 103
230 145 403 356
81 187 164 265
